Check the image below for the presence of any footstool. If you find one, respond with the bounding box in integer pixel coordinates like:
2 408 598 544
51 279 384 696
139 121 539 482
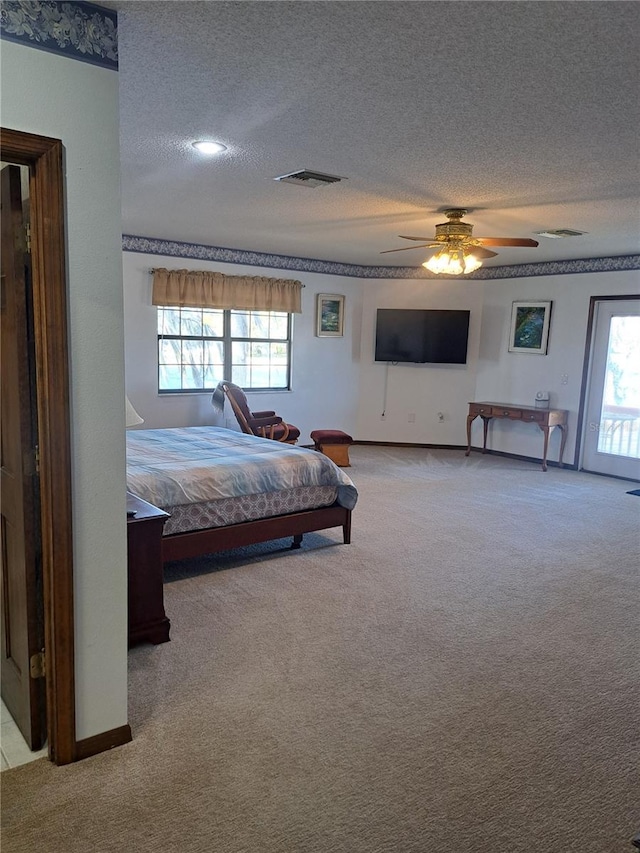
310 429 353 467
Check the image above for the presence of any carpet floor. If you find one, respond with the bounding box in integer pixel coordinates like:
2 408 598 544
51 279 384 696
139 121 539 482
2 447 639 852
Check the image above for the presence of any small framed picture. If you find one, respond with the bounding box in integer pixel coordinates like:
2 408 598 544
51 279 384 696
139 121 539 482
508 301 552 354
316 293 345 337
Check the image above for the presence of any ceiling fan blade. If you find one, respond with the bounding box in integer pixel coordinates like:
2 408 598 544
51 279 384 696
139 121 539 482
471 246 499 259
477 237 539 247
398 235 438 242
380 243 439 254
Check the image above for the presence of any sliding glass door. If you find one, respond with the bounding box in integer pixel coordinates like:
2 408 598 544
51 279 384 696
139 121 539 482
582 298 640 480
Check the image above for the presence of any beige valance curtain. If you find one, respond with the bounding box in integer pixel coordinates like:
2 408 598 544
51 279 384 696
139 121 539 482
152 268 303 313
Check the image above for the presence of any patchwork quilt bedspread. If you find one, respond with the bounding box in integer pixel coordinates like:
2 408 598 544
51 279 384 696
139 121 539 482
126 426 358 511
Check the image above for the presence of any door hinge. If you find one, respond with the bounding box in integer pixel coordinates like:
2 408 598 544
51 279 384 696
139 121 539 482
30 650 45 679
34 444 40 474
25 223 31 253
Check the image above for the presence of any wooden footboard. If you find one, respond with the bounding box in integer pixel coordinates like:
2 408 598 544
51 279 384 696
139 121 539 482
161 503 351 563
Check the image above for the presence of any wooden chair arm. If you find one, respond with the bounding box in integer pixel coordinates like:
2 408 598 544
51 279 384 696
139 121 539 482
247 415 283 429
248 415 290 442
251 410 276 418
273 423 290 442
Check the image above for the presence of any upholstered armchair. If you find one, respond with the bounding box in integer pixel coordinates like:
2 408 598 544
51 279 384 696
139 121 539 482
212 381 301 444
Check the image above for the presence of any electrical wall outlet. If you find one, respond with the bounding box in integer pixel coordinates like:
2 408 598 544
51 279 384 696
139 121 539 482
437 412 445 422
560 374 569 385
408 412 416 423
380 412 386 420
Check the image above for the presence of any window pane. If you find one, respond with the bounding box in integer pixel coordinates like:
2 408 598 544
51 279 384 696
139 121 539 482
232 365 250 386
232 340 251 367
180 309 203 336
204 340 224 367
270 314 288 339
270 366 287 387
158 307 181 335
182 364 204 389
270 341 288 364
598 315 640 458
230 311 251 337
159 339 181 365
251 341 267 361
250 311 270 338
159 365 182 390
182 339 204 366
202 310 224 337
248 366 271 388
204 365 224 386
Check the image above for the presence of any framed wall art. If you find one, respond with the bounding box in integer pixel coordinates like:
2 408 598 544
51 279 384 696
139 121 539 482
316 293 345 337
508 301 552 354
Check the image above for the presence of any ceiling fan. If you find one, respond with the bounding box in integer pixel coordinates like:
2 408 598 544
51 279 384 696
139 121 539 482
380 208 539 275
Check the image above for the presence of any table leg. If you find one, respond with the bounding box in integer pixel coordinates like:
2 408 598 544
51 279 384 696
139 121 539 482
482 416 491 453
557 424 567 468
539 425 550 472
465 414 476 456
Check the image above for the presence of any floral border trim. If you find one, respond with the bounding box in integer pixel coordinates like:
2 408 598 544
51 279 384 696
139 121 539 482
470 254 640 280
123 235 380 279
123 235 640 281
0 1 117 70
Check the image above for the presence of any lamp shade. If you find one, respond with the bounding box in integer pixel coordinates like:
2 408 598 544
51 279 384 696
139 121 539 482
125 395 144 427
423 244 483 275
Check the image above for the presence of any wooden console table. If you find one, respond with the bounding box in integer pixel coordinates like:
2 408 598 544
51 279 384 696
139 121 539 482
127 492 171 646
465 402 568 472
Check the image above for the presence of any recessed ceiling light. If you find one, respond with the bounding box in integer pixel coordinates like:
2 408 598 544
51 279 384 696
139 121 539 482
192 140 227 155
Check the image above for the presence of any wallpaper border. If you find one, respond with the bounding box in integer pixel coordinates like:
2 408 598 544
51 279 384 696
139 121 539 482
0 1 118 70
123 235 640 281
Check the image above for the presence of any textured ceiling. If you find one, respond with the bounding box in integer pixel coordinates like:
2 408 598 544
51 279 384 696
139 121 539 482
113 1 640 269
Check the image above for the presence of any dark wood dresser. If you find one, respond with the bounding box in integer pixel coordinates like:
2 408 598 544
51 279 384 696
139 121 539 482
127 492 171 647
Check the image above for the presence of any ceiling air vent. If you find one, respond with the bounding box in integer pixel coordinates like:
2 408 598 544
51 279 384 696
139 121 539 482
534 229 587 239
274 169 345 188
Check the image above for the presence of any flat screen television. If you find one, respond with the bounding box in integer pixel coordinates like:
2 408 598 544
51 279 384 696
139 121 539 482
375 309 470 364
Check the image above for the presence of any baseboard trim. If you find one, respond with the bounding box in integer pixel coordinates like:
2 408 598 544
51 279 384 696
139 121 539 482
580 467 640 483
75 724 132 761
354 440 467 450
352 441 578 470
465 447 577 470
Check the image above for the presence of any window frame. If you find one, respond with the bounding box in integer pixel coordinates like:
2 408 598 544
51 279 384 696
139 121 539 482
157 306 293 394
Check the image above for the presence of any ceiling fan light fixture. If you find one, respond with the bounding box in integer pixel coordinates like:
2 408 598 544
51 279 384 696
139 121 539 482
382 209 535 268
423 245 482 275
462 253 482 274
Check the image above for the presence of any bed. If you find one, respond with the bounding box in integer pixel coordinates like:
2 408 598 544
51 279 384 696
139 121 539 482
126 426 358 563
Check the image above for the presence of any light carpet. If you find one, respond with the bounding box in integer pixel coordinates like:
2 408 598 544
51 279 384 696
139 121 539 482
2 447 639 852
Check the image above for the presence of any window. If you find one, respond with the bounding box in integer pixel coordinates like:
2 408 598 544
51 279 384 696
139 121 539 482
157 306 291 392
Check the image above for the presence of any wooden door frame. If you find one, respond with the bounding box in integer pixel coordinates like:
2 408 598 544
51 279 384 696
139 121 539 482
1 127 76 765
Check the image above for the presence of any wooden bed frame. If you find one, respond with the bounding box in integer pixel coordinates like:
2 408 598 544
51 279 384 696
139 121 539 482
128 499 352 647
161 502 352 563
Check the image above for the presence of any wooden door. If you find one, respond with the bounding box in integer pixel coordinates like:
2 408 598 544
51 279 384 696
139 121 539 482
582 298 640 479
0 164 45 749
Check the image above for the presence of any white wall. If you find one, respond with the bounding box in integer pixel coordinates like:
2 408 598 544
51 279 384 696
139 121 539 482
1 41 127 740
122 251 363 442
475 270 640 464
356 277 486 444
